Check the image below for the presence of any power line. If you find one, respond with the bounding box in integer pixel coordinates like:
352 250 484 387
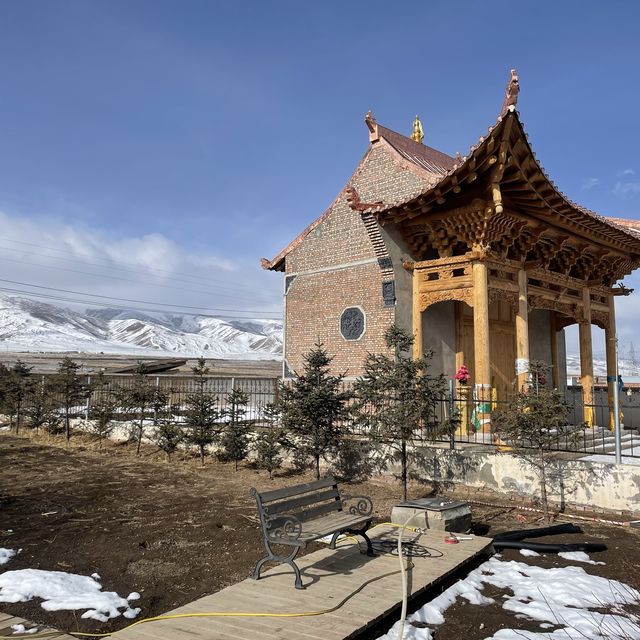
0 254 280 304
0 277 281 315
2 238 276 291
0 285 282 320
0 239 280 299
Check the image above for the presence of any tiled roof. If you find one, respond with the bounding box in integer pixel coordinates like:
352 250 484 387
605 217 640 239
369 107 640 251
376 125 456 176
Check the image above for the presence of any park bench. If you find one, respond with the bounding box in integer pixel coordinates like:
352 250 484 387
250 475 374 589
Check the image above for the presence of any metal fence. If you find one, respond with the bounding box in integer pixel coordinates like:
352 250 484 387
41 374 279 424
431 391 640 459
12 374 640 460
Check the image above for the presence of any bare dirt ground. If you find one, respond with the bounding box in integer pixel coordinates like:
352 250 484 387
0 432 638 639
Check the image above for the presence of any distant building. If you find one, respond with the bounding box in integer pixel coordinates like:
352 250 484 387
262 71 640 427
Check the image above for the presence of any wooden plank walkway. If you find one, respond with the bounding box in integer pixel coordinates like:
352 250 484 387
114 526 492 640
0 612 76 639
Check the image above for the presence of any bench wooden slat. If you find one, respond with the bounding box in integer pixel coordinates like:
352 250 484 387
299 513 370 541
266 488 341 515
293 499 343 523
258 476 337 503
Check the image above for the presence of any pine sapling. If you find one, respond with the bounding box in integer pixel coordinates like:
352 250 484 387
220 388 252 471
352 324 449 501
184 357 221 465
279 342 351 480
256 402 286 478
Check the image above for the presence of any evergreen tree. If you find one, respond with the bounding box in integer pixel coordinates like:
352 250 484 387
88 373 118 450
153 406 184 461
353 325 449 501
0 363 10 419
493 361 580 524
52 357 85 441
25 377 60 435
256 402 286 478
279 343 351 480
120 363 166 455
183 357 221 465
219 388 252 470
4 360 34 433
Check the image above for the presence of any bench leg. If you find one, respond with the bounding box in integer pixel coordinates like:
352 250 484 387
251 546 304 589
338 522 375 557
359 530 375 557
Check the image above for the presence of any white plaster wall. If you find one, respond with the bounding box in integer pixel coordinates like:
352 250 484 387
422 301 456 378
415 446 640 515
557 328 567 389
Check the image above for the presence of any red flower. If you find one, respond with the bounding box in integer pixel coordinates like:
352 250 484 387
455 364 470 384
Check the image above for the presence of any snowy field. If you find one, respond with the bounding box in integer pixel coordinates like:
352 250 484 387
378 554 640 640
0 548 141 626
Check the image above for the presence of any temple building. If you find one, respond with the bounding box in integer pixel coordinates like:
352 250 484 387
262 70 640 426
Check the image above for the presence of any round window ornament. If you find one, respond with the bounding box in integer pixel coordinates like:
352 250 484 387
340 307 365 341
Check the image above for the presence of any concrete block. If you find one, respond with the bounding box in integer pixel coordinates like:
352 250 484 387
391 497 472 533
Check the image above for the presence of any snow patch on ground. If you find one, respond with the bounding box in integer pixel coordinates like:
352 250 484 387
377 557 639 640
0 569 141 622
519 549 540 557
0 548 16 565
10 624 39 635
558 551 606 565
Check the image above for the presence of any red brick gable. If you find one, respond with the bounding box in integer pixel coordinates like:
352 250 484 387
260 120 453 272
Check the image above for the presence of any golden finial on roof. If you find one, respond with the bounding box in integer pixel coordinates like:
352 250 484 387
410 115 424 144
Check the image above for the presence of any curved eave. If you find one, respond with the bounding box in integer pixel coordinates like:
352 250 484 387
375 108 640 256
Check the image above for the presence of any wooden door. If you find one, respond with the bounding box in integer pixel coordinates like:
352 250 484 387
459 300 516 401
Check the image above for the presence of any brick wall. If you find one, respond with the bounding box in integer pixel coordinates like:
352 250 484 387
283 140 432 376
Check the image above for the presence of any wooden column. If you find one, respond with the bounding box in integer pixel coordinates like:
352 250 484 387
579 287 595 427
473 261 491 432
412 269 423 360
605 295 617 431
515 269 530 391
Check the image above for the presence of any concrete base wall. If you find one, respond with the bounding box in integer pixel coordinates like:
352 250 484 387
414 446 640 515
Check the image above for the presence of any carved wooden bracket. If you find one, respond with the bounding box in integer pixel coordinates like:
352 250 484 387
419 288 473 311
488 287 518 310
528 294 581 323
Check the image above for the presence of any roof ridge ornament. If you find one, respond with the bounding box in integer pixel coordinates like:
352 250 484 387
365 110 379 142
500 69 519 117
410 115 424 144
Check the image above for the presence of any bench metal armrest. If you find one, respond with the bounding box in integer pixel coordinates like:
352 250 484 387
265 513 303 544
341 495 373 517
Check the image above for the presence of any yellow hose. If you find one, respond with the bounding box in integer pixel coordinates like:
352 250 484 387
4 524 422 639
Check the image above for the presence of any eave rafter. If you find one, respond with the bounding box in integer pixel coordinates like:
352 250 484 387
368 108 640 285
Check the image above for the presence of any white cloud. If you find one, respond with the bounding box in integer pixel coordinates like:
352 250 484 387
581 177 600 190
0 211 282 317
612 179 640 199
617 168 636 177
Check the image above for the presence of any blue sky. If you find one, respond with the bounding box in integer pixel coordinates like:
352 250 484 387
0 1 638 352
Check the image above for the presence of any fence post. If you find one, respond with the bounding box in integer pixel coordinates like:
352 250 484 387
448 379 455 450
85 375 91 421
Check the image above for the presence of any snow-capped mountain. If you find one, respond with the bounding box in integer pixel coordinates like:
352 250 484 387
0 295 282 359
